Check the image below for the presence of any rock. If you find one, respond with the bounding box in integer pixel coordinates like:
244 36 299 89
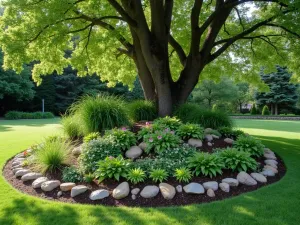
57 191 63 197
159 183 176 200
219 182 230 192
176 185 183 193
138 142 147 151
72 145 82 156
205 135 213 142
140 185 160 198
207 142 212 147
112 182 130 199
60 182 76 191
263 165 278 174
90 189 109 200
264 148 274 155
260 169 275 177
13 167 23 174
203 181 218 191
13 158 25 164
251 173 267 183
183 183 205 194
264 159 278 168
207 189 215 197
15 169 31 177
131 194 136 200
264 153 277 160
204 128 213 133
71 185 88 197
224 138 234 144
41 180 61 192
12 161 22 167
237 172 257 186
12 164 23 169
131 188 140 195
211 134 219 139
21 172 42 181
222 178 239 187
125 146 142 159
32 177 49 188
188 138 203 147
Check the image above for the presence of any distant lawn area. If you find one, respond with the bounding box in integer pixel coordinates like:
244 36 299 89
0 118 300 225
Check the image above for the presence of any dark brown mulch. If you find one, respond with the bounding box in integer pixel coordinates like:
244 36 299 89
3 150 286 207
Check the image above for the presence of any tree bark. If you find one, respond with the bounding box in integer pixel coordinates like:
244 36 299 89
275 103 278 115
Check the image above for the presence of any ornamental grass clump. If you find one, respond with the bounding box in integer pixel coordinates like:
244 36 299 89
149 168 168 183
233 135 264 157
61 114 84 139
128 100 157 122
174 167 192 183
104 128 136 151
126 168 146 184
176 123 205 140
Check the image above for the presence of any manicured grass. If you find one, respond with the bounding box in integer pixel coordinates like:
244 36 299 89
1 118 300 225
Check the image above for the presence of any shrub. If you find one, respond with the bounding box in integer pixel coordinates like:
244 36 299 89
95 155 131 182
144 129 180 153
262 105 271 115
219 148 258 172
233 135 264 157
104 128 136 151
69 94 130 134
157 144 196 161
61 115 84 139
174 103 233 129
218 127 245 138
176 123 205 140
153 116 182 130
174 167 192 183
188 152 224 178
83 132 101 143
4 111 55 120
35 138 71 173
149 168 168 183
250 104 258 115
62 166 83 183
128 100 157 122
137 123 168 140
79 137 122 173
126 168 146 184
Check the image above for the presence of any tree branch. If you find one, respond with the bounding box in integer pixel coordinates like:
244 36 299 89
190 0 203 55
234 7 245 31
168 35 186 65
266 23 300 38
107 0 137 27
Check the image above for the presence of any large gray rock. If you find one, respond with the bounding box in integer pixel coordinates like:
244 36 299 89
265 159 278 166
263 165 278 174
205 135 213 142
90 189 109 200
15 169 31 177
140 186 160 198
12 161 22 167
21 172 42 181
13 167 23 174
211 134 219 139
183 183 205 194
251 173 267 183
138 142 147 151
112 182 130 199
264 148 274 155
260 169 275 177
125 146 142 159
131 188 140 195
264 153 277 160
41 180 61 192
203 181 218 191
71 185 88 197
204 128 213 134
60 182 76 191
219 182 230 192
207 189 215 197
237 172 257 186
159 183 176 200
32 177 49 188
224 138 234 144
72 145 82 156
222 178 239 187
188 138 203 147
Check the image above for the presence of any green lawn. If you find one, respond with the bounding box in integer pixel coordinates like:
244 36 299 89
0 118 300 225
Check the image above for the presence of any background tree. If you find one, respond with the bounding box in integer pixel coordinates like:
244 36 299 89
1 0 300 116
233 83 254 113
255 66 299 115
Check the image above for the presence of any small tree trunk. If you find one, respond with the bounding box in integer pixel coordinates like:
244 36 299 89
275 103 278 115
271 104 274 115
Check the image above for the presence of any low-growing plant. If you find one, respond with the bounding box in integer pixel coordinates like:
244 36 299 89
157 144 197 161
105 128 136 151
62 166 83 183
61 115 84 139
83 132 101 143
84 173 95 183
153 116 182 131
176 123 205 140
95 155 131 182
149 168 168 183
126 168 146 184
219 148 258 172
144 130 180 153
206 129 221 137
79 137 122 173
174 167 192 183
233 135 264 157
137 123 168 140
188 152 224 178
128 100 157 122
218 127 245 138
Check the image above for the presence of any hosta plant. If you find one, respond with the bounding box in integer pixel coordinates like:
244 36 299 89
176 123 204 140
83 132 101 143
126 168 146 184
149 168 168 183
105 128 136 151
219 148 257 172
174 167 192 183
233 135 264 157
153 116 182 131
95 155 131 182
218 127 245 138
188 152 224 178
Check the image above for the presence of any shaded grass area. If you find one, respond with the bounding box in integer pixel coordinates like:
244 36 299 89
0 118 300 225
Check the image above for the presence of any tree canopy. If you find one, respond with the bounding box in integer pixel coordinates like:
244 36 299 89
1 0 300 115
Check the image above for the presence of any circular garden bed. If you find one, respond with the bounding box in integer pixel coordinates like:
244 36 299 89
3 118 286 207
